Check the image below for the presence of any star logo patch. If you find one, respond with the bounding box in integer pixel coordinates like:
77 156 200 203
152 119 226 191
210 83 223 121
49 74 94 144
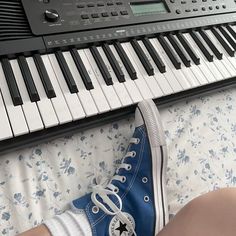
109 212 135 236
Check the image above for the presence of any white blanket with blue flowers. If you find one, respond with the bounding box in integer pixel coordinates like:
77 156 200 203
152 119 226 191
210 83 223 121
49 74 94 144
1 88 236 235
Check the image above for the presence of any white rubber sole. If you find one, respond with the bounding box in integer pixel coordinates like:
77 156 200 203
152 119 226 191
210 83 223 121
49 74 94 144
137 99 168 235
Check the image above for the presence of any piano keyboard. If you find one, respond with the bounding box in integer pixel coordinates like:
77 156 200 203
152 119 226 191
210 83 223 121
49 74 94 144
1 0 236 154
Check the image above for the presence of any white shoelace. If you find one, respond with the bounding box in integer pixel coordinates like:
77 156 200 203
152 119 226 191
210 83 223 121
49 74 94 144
91 138 140 236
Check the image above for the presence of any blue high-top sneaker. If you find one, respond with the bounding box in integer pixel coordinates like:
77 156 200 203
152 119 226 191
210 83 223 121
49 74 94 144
72 99 168 236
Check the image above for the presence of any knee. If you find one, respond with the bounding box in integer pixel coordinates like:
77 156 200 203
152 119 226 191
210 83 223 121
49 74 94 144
184 187 236 213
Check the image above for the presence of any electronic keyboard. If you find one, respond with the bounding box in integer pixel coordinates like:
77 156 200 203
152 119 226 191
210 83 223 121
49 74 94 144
1 0 236 155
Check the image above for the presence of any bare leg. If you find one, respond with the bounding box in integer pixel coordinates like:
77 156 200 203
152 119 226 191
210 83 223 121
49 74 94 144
158 187 236 236
18 188 236 236
17 225 51 236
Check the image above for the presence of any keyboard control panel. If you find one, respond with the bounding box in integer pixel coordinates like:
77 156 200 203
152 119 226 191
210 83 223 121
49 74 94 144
22 0 236 35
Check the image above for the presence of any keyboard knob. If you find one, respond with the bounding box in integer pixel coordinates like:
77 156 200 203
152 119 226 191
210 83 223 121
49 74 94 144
44 9 60 22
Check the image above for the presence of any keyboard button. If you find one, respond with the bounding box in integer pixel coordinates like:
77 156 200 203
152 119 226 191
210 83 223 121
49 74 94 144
55 51 78 94
167 34 191 67
177 33 200 65
10 59 44 132
142 37 166 73
48 54 86 121
190 31 214 62
114 41 137 80
27 57 59 128
120 10 128 15
1 58 23 106
102 12 109 17
158 35 181 69
131 39 154 76
0 62 29 136
199 29 223 60
18 55 40 102
70 48 94 90
90 46 113 86
33 54 56 98
103 43 125 83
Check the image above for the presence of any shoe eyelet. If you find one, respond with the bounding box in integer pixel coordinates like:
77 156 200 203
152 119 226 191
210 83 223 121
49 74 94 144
126 164 132 171
144 196 150 202
92 206 99 214
121 176 126 183
114 187 119 193
130 151 136 158
142 177 148 183
135 138 140 144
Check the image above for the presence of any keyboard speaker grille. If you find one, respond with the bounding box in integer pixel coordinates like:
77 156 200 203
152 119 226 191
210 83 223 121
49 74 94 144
0 0 33 41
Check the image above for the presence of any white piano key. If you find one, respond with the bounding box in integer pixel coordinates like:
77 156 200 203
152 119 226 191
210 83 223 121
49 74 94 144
205 30 233 78
130 40 164 98
97 46 133 107
194 31 226 81
122 42 154 99
48 54 86 120
42 55 73 124
137 40 170 95
139 40 174 95
10 59 44 132
109 45 143 104
150 38 184 92
63 51 98 116
170 35 200 87
27 57 59 128
0 89 13 140
184 34 217 83
163 36 193 89
206 29 236 77
0 63 29 136
83 48 122 110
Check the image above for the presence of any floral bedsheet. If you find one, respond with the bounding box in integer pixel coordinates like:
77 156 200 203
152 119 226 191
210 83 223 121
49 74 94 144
1 88 236 235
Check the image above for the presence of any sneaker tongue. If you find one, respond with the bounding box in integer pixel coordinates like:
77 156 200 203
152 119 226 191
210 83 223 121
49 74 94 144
135 108 144 128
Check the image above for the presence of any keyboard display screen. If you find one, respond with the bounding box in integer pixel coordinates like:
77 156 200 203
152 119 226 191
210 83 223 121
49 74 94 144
130 1 169 16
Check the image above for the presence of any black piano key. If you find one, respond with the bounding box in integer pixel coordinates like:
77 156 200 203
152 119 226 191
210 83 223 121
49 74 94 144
33 54 56 98
218 26 236 51
90 45 113 86
18 55 40 102
211 27 235 57
55 50 78 93
131 39 154 76
226 25 236 39
158 35 181 69
190 31 214 62
102 43 125 83
167 34 191 67
177 33 200 65
1 58 23 106
114 41 137 80
199 29 223 60
70 48 94 90
142 37 166 73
